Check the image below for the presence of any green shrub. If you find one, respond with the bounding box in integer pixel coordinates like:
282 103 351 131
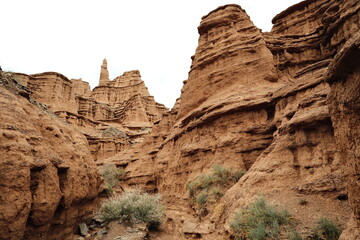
99 190 164 229
186 165 245 211
99 163 126 194
196 191 208 206
230 198 292 240
311 218 341 240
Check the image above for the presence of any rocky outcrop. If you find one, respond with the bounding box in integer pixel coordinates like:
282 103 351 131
178 4 278 119
25 72 79 113
13 61 167 161
103 0 359 239
326 31 360 240
3 0 359 239
0 72 102 240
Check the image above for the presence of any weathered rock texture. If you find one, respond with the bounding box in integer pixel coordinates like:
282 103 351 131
13 61 167 161
103 0 359 239
0 72 102 240
4 0 359 239
326 31 360 240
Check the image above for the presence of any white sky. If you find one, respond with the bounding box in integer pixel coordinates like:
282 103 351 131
0 0 302 108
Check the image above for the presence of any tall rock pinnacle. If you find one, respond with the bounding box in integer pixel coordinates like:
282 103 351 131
99 58 110 86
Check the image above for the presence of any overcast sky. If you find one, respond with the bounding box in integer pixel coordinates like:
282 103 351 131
0 0 301 108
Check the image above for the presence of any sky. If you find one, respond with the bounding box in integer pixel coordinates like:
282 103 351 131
0 0 302 108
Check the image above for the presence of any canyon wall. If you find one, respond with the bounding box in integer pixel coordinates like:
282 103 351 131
104 0 359 239
2 0 359 239
326 31 360 239
0 72 102 240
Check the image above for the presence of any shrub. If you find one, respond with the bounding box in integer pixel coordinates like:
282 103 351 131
186 165 245 212
230 198 292 240
99 163 126 194
99 190 164 229
311 218 341 240
196 191 208 206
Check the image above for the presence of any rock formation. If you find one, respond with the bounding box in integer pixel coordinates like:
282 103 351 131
0 72 102 240
326 31 360 240
2 0 359 239
13 61 167 161
103 0 359 239
99 58 110 86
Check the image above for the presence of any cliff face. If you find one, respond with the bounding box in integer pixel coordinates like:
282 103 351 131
0 72 102 240
326 32 360 239
178 4 278 119
13 61 167 161
103 0 360 239
3 0 359 239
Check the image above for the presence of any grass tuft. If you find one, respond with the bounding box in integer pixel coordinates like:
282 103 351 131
98 189 164 229
186 165 245 215
311 218 341 240
230 198 292 240
99 163 126 194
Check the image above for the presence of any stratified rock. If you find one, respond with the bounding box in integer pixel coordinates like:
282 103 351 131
105 0 359 238
326 31 360 240
178 4 278 119
0 72 102 240
72 78 91 98
99 58 110 86
4 0 359 239
13 61 167 161
26 72 79 113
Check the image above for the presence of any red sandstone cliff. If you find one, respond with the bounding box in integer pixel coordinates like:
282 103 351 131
13 60 167 161
103 1 359 239
0 72 103 240
2 0 359 239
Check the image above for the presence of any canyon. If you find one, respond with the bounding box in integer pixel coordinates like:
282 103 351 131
0 0 359 239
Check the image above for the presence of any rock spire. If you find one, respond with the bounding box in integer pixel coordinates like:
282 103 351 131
99 58 110 86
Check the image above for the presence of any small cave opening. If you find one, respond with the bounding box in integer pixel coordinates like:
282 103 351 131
30 167 44 196
57 167 69 193
266 104 276 121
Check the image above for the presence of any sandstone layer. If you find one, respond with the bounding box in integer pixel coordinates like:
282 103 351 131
0 72 103 240
13 60 167 161
103 1 360 239
3 0 359 239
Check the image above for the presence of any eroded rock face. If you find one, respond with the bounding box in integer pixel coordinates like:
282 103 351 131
103 0 359 239
178 4 278 119
4 0 359 239
0 72 102 240
326 32 360 240
13 61 167 161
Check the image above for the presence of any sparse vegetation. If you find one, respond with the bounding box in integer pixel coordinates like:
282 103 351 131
230 198 292 240
186 165 245 215
99 163 126 194
98 190 164 229
311 218 341 240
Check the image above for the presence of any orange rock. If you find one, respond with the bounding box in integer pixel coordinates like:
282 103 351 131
0 72 102 240
106 1 359 238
